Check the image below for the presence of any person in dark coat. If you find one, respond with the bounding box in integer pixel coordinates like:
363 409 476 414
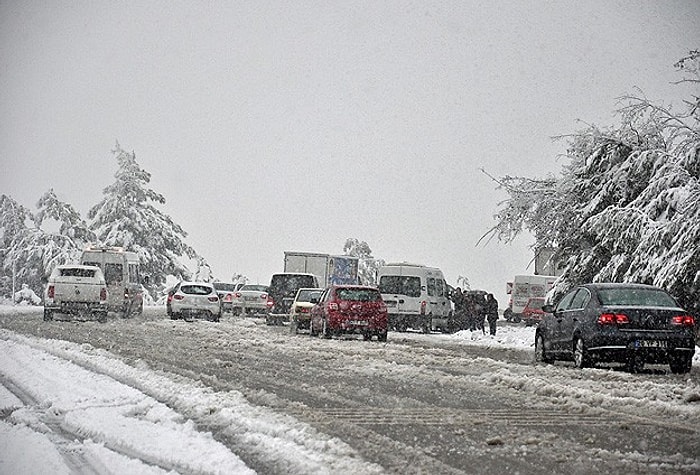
485 293 499 336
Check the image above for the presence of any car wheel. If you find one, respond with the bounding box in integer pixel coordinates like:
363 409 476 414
669 352 692 374
363 332 371 341
573 337 590 369
43 309 53 321
377 331 388 342
535 334 554 364
625 353 645 373
97 311 108 323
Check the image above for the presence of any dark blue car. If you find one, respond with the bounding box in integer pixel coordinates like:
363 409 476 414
535 283 695 373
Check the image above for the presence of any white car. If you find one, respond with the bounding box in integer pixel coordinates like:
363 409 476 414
231 284 269 316
168 281 222 322
289 287 323 333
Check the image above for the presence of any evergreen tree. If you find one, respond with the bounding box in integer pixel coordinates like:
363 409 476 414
0 195 33 296
343 238 385 285
88 142 198 294
34 188 96 270
484 51 700 312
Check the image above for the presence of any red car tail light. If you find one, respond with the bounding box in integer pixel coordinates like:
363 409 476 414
223 294 232 302
266 296 274 308
173 294 185 300
671 315 695 326
420 300 427 315
234 292 242 299
598 313 629 325
299 307 310 313
100 287 108 301
208 296 219 303
47 284 55 299
260 293 268 299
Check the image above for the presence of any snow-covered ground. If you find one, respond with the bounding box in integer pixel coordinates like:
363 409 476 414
1 305 699 474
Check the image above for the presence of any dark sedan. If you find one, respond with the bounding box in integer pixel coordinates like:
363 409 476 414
535 283 695 373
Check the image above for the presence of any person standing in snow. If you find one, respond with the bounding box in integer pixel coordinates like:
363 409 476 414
485 293 499 336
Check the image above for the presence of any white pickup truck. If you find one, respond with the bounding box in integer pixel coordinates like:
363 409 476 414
43 265 109 322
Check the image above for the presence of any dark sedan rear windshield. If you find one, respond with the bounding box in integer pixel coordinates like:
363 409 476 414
597 288 678 307
181 285 214 295
336 288 382 302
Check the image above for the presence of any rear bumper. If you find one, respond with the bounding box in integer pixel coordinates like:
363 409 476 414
46 302 107 314
587 333 695 363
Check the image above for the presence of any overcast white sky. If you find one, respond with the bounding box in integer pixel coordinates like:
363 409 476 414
1 1 699 302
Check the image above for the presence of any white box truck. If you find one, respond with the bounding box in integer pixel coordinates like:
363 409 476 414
283 251 359 287
504 274 557 323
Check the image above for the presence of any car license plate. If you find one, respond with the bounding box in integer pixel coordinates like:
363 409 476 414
244 296 257 301
349 320 368 326
635 340 667 348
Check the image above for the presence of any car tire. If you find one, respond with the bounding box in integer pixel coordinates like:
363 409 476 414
97 311 108 323
535 334 553 364
377 331 388 342
625 353 645 373
573 337 590 369
669 352 692 374
43 309 53 321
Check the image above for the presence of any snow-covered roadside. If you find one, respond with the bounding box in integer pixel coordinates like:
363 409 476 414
0 306 383 475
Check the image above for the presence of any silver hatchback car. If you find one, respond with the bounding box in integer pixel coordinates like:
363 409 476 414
168 281 222 322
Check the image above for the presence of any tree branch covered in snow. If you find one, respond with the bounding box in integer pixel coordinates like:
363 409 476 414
485 51 700 312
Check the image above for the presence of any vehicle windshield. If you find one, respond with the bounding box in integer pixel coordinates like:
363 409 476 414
270 275 317 295
597 288 678 307
296 289 322 302
241 285 267 292
378 276 421 297
60 268 96 278
336 288 382 302
181 285 214 295
213 283 237 292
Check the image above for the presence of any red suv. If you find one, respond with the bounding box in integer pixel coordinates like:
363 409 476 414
310 285 388 341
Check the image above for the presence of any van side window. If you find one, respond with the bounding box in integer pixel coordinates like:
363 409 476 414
427 278 436 297
129 263 139 284
436 279 445 297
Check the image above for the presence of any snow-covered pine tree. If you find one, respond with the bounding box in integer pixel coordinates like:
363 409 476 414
484 51 700 313
34 188 96 271
343 238 385 285
88 142 198 295
0 195 33 296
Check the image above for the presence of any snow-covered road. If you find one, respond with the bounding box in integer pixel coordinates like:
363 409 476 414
1 305 699 474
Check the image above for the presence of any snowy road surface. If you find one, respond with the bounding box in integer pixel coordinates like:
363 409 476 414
1 305 699 474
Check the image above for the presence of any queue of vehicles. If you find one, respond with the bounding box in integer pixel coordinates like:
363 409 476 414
31 247 697 373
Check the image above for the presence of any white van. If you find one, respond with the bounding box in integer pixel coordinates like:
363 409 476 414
80 246 143 318
377 263 451 332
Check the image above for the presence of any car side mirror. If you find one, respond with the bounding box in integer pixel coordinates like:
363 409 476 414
542 304 555 313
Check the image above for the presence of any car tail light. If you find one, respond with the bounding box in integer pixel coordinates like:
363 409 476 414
234 292 242 299
173 294 185 300
598 313 629 325
100 287 108 301
224 294 232 302
266 296 274 308
47 285 55 299
671 315 695 326
208 295 219 303
299 307 310 313
260 293 267 299
328 302 339 311
167 294 173 303
420 300 427 315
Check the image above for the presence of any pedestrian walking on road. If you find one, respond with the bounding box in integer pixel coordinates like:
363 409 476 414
485 293 499 336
